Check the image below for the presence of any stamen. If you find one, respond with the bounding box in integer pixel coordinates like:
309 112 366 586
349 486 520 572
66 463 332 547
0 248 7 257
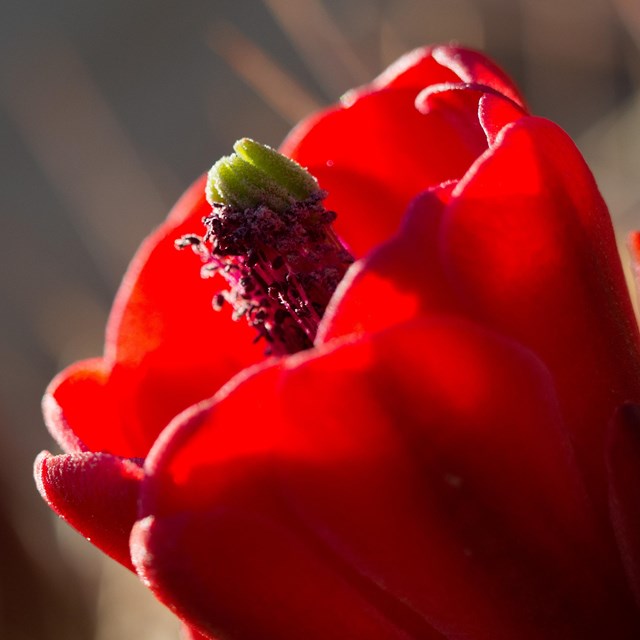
177 139 354 355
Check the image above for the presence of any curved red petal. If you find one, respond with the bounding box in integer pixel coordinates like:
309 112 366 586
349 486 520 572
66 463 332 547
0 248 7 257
283 87 487 257
46 177 264 458
42 358 103 453
317 183 455 344
276 319 638 639
335 45 525 105
34 451 143 570
317 88 527 345
440 117 640 518
478 92 528 146
133 512 422 640
607 404 640 609
133 365 427 640
135 318 639 639
431 45 527 108
414 83 507 147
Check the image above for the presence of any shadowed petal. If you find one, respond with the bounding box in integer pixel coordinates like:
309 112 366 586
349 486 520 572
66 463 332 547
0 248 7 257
278 319 638 639
607 404 640 609
133 364 426 640
441 117 640 520
322 114 640 533
134 318 638 639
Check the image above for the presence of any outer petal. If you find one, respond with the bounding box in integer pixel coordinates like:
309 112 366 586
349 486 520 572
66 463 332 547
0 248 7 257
34 451 143 570
133 364 421 640
44 177 264 458
607 404 640 609
322 113 640 530
440 117 640 519
134 318 639 639
276 320 638 639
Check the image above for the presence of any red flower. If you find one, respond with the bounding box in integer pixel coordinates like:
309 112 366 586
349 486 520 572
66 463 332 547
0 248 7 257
35 45 640 639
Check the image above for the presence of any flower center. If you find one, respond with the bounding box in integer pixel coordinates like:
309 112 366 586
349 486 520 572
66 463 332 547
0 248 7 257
176 138 354 356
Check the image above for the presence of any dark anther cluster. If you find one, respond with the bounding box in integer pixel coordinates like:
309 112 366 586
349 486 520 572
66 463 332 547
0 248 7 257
189 194 354 355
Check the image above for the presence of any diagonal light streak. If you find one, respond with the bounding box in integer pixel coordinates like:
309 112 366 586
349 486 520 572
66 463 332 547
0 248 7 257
209 21 323 124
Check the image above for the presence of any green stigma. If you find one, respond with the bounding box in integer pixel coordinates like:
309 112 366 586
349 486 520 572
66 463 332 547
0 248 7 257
206 138 322 211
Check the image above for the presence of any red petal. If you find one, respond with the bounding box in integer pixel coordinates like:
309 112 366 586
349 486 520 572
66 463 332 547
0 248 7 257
325 115 640 527
431 45 526 108
283 87 488 257
478 92 528 145
133 365 426 640
276 320 637 639
337 45 525 105
607 404 640 609
629 232 640 302
34 451 143 570
440 117 640 517
415 83 512 148
316 86 527 344
317 182 456 343
45 177 264 458
42 358 106 453
134 319 638 639
181 624 215 640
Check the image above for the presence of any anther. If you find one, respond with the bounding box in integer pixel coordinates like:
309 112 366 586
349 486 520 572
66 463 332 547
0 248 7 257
178 139 354 355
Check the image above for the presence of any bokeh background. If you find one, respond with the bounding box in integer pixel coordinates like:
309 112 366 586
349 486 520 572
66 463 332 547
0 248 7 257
2 0 640 637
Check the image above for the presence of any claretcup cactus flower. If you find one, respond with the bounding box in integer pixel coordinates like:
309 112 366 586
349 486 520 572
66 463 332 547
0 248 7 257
36 45 640 639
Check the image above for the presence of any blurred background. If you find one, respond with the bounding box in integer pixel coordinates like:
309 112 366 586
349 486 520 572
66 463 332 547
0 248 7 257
2 0 640 637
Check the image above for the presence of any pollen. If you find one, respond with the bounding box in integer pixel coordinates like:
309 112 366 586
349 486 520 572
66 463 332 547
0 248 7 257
177 139 354 355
